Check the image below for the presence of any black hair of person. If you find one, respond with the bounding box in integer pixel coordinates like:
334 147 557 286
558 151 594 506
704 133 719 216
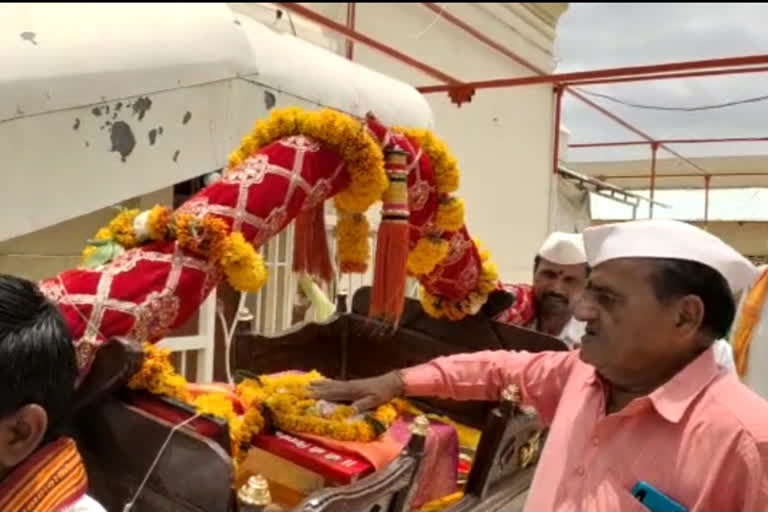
0 274 76 442
648 258 735 340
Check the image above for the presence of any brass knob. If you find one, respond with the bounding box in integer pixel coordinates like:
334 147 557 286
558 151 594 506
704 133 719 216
410 415 430 437
238 474 271 507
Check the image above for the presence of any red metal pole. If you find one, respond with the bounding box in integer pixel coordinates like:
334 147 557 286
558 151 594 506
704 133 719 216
650 143 659 218
704 175 711 224
345 3 356 60
278 3 460 84
416 54 768 93
568 65 768 87
570 136 768 148
416 6 714 187
601 172 768 179
566 90 710 176
552 86 564 175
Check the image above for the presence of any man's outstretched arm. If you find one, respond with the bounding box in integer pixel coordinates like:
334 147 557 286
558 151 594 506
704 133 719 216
310 349 577 425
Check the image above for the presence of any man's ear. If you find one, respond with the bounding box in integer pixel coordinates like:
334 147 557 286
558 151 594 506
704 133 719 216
675 295 705 339
0 405 47 469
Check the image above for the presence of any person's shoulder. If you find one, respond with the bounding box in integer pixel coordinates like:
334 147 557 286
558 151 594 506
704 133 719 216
700 374 768 444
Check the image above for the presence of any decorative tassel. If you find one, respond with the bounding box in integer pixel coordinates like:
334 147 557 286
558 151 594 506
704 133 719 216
370 146 411 324
293 203 334 283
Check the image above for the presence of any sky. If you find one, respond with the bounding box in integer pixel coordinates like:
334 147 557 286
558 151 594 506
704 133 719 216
552 3 768 220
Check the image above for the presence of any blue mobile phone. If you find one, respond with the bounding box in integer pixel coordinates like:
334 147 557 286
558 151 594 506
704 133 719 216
631 481 687 512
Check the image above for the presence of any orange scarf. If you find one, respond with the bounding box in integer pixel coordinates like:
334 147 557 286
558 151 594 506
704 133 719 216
732 268 768 377
0 437 88 512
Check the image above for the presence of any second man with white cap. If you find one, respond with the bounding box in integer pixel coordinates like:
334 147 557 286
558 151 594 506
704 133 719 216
494 232 588 348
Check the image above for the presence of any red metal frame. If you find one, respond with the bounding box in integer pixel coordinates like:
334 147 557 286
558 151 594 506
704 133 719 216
704 176 711 224
571 137 768 148
649 143 659 218
415 54 768 93
345 3 356 60
278 3 459 84
281 3 763 221
601 173 767 179
552 86 564 175
567 65 768 87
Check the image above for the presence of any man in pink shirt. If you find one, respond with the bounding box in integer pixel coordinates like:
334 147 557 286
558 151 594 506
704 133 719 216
312 219 768 512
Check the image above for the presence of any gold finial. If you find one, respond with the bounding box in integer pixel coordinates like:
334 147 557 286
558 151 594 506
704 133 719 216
238 474 271 507
411 415 430 437
501 384 520 404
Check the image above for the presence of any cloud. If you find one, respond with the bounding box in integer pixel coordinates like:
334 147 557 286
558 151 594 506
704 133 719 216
555 3 768 161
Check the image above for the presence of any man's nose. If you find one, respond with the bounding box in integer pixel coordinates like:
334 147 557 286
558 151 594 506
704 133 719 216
572 292 595 321
552 277 569 296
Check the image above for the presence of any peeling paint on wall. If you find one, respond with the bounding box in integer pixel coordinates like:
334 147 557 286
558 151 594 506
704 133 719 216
110 121 136 162
264 91 276 110
20 32 37 46
132 97 152 121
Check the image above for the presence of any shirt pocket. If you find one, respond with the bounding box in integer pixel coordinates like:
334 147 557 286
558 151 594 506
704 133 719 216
588 474 651 512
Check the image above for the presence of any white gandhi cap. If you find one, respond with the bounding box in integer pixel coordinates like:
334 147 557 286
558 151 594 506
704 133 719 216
537 232 587 265
582 219 758 294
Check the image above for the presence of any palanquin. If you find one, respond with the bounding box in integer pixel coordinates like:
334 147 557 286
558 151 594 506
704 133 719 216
73 287 566 512
37 105 569 512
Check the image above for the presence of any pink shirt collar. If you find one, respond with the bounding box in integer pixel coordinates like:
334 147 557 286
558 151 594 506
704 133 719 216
584 346 720 423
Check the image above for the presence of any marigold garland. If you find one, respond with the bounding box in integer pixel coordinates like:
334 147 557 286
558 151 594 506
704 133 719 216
173 214 229 259
219 232 268 293
419 237 499 321
108 208 141 248
228 107 388 215
336 212 371 273
127 345 403 470
407 237 450 277
81 208 268 295
147 205 172 241
434 197 465 232
394 127 459 195
81 210 140 265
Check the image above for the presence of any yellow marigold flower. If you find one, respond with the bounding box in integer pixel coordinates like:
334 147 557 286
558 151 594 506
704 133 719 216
407 237 450 276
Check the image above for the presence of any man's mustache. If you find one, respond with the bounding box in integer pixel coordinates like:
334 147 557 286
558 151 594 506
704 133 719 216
541 292 569 305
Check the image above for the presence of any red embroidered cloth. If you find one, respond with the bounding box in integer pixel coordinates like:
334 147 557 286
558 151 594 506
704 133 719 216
39 118 496 380
493 283 536 327
40 136 349 378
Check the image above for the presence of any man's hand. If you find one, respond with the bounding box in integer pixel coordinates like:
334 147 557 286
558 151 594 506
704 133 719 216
308 371 405 413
